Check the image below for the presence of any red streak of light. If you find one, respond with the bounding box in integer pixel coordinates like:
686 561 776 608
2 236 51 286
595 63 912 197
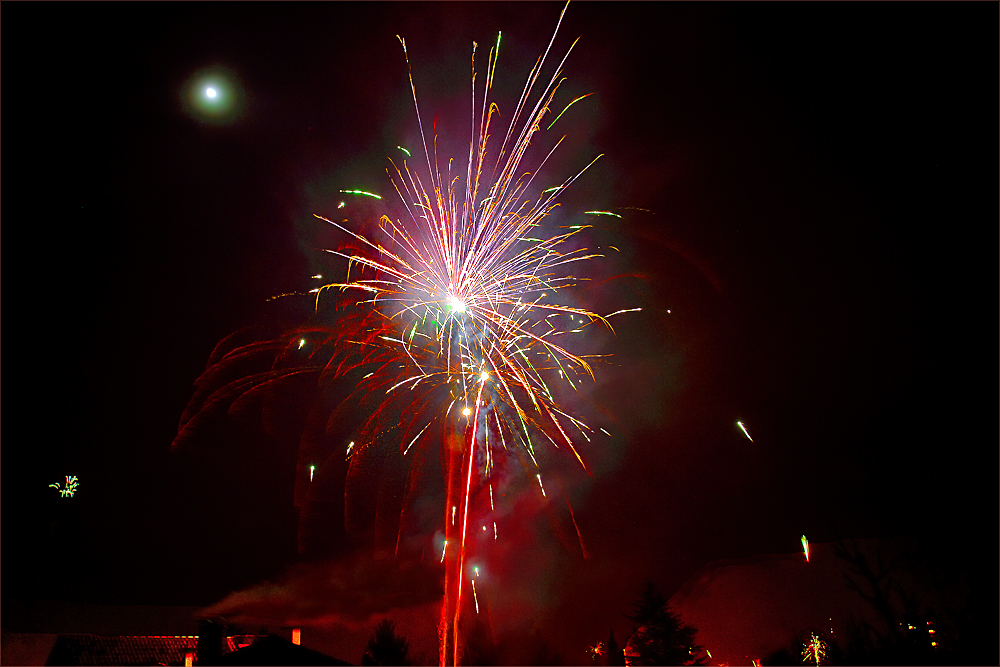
439 425 464 666
451 381 487 664
564 496 590 560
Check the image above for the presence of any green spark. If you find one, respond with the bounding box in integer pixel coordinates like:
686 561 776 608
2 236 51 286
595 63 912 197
546 92 595 130
339 189 382 200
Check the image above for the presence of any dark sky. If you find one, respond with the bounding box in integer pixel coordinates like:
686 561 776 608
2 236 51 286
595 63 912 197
4 0 996 661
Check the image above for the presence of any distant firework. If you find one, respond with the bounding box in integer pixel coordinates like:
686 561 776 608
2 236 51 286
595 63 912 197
49 475 79 498
801 632 828 666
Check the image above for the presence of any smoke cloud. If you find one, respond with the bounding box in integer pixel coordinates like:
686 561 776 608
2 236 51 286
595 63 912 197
198 551 444 629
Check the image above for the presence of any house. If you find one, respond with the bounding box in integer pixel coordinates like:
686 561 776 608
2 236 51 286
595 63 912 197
45 634 202 666
214 634 351 666
21 620 349 665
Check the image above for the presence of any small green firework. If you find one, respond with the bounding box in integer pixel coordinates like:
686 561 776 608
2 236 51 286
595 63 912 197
49 475 79 498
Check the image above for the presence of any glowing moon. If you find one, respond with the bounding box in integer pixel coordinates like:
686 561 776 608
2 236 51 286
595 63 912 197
182 67 245 125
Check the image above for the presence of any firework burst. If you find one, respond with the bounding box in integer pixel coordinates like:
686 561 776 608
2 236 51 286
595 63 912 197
306 3 633 663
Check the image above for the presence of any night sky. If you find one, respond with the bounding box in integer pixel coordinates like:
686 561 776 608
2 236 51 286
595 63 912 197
4 1 996 662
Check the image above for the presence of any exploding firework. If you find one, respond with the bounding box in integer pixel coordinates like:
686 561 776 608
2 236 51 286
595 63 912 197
170 3 636 664
801 632 828 666
307 2 636 663
587 642 606 660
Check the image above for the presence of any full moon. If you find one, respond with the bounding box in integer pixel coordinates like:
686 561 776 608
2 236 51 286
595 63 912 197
182 67 245 125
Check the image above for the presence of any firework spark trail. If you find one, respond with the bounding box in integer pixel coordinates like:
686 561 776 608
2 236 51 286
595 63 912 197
310 2 638 664
565 494 590 559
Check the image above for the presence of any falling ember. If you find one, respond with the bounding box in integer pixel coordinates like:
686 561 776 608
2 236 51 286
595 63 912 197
536 473 546 497
440 540 448 563
565 497 590 559
403 423 431 456
801 534 810 562
471 579 480 614
737 420 754 442
298 338 306 349
309 464 315 481
493 522 497 540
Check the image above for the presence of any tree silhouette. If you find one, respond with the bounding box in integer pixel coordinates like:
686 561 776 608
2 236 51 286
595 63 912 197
624 581 706 666
828 538 962 665
361 619 411 666
460 614 503 666
525 628 563 666
605 627 626 666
